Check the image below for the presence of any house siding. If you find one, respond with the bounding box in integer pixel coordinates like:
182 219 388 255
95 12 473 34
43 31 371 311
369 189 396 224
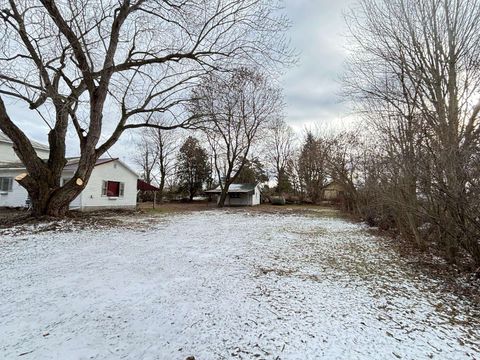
322 182 346 201
0 161 137 210
78 161 138 211
0 142 49 163
226 193 251 206
0 169 28 207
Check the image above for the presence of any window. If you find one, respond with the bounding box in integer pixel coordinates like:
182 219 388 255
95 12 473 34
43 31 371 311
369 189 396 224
102 181 125 197
0 177 13 192
230 193 241 198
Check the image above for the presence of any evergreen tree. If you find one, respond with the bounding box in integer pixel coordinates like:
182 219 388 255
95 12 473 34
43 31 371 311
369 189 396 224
236 158 269 184
298 132 327 203
176 137 210 200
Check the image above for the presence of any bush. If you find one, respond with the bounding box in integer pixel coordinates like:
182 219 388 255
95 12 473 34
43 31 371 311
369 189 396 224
271 196 286 205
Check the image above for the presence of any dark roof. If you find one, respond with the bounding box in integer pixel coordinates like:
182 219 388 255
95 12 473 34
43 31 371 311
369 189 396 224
0 131 50 151
137 179 160 191
205 183 259 194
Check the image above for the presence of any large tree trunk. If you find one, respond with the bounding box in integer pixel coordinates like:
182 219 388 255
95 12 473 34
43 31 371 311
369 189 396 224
20 174 88 217
217 190 228 207
217 181 232 208
30 191 72 217
158 176 165 204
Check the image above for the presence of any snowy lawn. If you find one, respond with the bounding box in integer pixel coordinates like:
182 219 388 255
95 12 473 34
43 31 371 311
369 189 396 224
0 209 479 359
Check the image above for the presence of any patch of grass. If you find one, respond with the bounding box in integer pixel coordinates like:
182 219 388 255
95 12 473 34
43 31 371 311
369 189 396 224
257 267 296 277
288 228 328 237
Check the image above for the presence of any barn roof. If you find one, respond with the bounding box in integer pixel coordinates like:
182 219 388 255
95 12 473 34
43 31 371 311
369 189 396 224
137 179 160 191
205 183 259 194
0 131 49 151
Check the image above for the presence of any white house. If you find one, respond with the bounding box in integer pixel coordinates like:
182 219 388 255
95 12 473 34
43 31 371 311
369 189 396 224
206 183 262 206
0 132 138 210
0 131 49 164
0 158 138 211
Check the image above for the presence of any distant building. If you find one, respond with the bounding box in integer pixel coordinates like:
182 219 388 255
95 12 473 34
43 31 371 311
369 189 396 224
322 181 347 202
206 183 262 206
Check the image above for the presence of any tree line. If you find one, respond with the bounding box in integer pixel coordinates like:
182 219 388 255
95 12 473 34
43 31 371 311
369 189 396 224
341 0 480 268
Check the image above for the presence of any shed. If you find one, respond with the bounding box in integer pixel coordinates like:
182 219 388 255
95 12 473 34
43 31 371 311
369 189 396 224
322 181 346 201
205 183 262 206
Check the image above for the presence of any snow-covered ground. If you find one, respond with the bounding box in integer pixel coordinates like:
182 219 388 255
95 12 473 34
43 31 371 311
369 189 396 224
0 210 479 359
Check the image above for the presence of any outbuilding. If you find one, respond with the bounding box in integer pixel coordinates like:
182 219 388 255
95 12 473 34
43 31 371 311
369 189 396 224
206 183 262 206
322 181 347 202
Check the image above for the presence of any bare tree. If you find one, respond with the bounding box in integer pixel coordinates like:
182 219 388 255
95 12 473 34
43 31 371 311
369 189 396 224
134 126 179 199
345 0 480 265
133 130 158 185
264 118 296 194
323 130 362 213
151 128 179 199
0 0 290 216
193 68 282 207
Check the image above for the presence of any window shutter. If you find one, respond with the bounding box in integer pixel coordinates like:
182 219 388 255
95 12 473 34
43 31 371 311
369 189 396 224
0 177 13 192
119 182 125 197
102 181 108 196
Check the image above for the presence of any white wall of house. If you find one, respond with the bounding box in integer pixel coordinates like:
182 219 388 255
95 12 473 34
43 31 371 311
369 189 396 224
0 169 28 208
0 142 49 163
79 161 138 211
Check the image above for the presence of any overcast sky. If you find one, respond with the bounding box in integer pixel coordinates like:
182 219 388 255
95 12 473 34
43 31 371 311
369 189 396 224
281 0 355 133
3 0 356 165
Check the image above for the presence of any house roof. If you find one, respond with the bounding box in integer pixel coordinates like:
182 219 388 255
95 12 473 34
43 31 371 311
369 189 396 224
0 131 50 151
205 183 259 194
0 162 27 169
323 180 346 190
62 157 118 171
0 157 138 179
137 179 160 192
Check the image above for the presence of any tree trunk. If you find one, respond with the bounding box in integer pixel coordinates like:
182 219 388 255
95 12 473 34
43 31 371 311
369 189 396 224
28 182 83 217
217 189 228 207
32 194 70 217
158 171 165 204
217 181 233 208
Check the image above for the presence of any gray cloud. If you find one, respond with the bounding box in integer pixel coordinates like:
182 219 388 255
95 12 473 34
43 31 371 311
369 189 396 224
282 0 355 130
